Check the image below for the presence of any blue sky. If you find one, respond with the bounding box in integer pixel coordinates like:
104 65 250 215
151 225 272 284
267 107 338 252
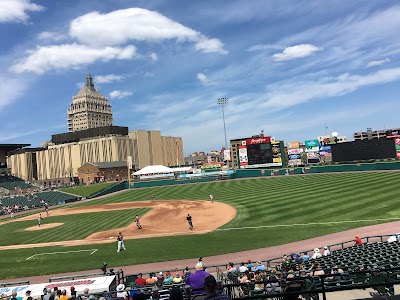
1 0 400 155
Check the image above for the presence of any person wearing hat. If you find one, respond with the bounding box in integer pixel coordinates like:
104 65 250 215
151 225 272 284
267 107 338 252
70 287 76 300
185 263 209 295
163 272 173 284
23 291 31 300
323 246 331 256
203 275 230 300
246 260 253 270
355 235 362 245
156 271 165 283
311 248 322 259
255 261 266 271
116 284 128 300
173 273 183 284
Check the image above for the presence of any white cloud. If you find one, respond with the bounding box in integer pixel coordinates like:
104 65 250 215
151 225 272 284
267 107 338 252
144 72 155 77
10 44 136 74
246 44 283 51
37 31 67 42
0 0 44 23
0 74 31 111
69 8 227 54
94 74 125 84
272 44 322 61
109 90 133 99
263 67 400 110
195 38 228 54
150 52 158 61
197 73 215 86
366 58 390 68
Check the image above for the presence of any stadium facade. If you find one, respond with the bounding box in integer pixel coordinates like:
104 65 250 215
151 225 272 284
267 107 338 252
6 74 184 184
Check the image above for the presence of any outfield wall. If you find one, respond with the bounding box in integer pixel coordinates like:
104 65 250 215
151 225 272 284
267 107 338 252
233 161 400 178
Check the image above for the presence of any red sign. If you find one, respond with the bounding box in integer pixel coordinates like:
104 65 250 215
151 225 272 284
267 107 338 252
246 137 271 145
397 152 400 159
395 138 400 145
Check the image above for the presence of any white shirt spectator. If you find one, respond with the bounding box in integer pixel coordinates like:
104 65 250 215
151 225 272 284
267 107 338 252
312 248 322 259
323 246 330 256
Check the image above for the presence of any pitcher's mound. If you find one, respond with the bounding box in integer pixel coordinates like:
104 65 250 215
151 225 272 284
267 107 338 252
25 223 64 231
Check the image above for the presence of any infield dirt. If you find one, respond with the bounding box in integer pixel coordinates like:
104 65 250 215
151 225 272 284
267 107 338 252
0 200 236 250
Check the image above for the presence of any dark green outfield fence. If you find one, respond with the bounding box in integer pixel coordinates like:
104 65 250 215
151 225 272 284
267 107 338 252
126 176 216 189
233 161 400 178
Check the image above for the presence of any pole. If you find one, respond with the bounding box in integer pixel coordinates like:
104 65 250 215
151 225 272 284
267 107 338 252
127 166 130 189
222 103 228 150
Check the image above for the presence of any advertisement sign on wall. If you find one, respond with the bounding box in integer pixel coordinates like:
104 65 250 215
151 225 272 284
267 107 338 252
238 145 248 166
288 148 301 155
245 137 271 145
288 154 301 160
305 139 319 148
287 142 300 149
271 142 282 163
319 145 332 158
223 149 231 161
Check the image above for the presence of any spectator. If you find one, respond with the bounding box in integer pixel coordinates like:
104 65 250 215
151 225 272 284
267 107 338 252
256 261 266 271
184 267 191 277
203 275 230 300
253 273 264 292
311 248 322 260
164 272 173 284
226 262 236 273
174 268 183 278
185 262 209 295
146 273 157 285
238 262 247 273
173 273 183 284
302 252 310 262
355 235 362 245
246 260 253 270
23 291 31 300
134 273 147 287
59 290 69 300
157 272 165 283
55 290 62 300
169 288 183 300
323 246 330 256
81 288 95 300
327 265 344 281
239 270 250 284
11 292 22 300
69 287 76 300
116 284 128 300
41 288 50 300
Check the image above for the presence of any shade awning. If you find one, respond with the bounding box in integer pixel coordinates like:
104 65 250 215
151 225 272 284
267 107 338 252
133 165 174 175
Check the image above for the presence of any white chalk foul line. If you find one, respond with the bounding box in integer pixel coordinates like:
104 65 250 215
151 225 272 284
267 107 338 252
26 248 98 261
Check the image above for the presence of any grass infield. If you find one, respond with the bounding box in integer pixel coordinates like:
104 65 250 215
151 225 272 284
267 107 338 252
1 171 400 280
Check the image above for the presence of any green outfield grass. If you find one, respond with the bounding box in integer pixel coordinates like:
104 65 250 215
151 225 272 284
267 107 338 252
1 171 400 280
60 182 116 197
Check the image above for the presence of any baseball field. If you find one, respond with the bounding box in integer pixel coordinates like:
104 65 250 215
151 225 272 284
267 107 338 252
0 171 399 280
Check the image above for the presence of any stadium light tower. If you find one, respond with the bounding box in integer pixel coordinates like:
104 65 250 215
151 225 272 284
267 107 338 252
217 97 229 150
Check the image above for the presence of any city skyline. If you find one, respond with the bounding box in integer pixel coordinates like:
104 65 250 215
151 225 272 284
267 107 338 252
1 1 400 154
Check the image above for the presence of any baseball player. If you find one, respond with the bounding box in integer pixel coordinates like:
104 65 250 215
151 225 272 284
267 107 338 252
38 214 42 227
186 213 193 230
44 203 49 217
117 232 126 252
151 195 154 201
209 194 214 203
135 214 142 229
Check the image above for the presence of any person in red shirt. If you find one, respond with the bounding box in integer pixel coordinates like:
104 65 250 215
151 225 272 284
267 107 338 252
133 273 146 287
355 235 362 245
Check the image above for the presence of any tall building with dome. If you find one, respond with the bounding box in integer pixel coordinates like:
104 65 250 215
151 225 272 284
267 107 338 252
67 72 113 132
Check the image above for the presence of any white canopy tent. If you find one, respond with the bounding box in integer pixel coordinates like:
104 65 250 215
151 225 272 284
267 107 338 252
133 165 174 176
170 166 192 173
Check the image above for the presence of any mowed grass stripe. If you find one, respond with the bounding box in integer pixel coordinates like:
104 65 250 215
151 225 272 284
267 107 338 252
0 208 150 246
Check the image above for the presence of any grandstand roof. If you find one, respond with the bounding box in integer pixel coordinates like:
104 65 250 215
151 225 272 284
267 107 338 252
0 144 31 152
75 72 106 98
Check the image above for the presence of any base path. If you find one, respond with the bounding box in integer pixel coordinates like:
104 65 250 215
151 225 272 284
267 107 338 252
0 200 236 250
0 220 397 285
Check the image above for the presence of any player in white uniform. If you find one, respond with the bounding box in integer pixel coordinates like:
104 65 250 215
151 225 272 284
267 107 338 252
38 214 42 226
117 232 126 252
209 194 214 203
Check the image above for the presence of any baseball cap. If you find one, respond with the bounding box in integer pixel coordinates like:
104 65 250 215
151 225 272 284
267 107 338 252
26 291 31 294
247 260 251 263
165 272 170 276
159 272 163 276
204 275 217 288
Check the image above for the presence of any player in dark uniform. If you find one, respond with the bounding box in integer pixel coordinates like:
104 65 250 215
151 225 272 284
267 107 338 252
187 214 193 230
